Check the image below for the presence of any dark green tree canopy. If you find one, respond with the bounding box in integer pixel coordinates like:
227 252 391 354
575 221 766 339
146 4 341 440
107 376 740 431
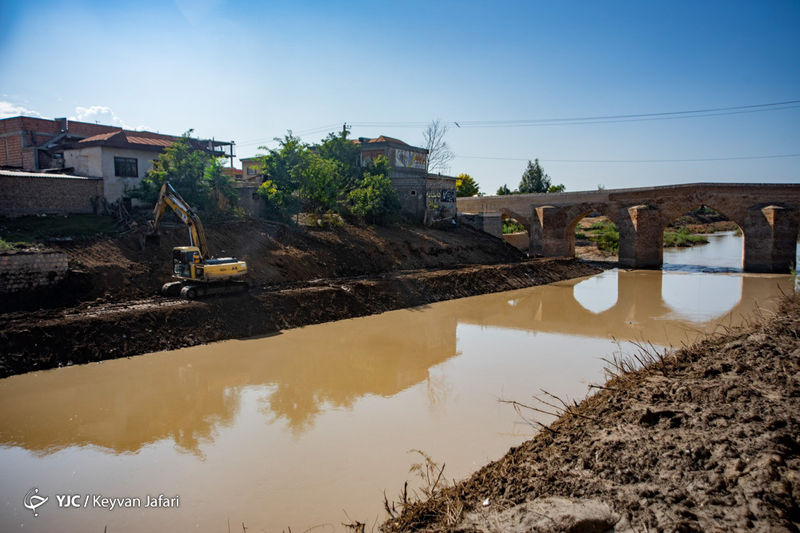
256 131 401 224
496 184 512 195
128 130 238 214
518 159 551 194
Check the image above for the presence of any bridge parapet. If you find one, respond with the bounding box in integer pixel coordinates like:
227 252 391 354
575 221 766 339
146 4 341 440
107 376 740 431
456 183 800 272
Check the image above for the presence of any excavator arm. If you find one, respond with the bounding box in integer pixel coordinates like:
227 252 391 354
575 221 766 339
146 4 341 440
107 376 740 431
151 183 210 259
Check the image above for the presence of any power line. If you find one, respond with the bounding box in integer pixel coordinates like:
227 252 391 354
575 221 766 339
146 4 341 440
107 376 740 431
452 99 800 127
454 153 800 163
233 98 800 150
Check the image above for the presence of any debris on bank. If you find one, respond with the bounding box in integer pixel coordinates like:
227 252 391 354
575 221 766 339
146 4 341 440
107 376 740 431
383 294 800 532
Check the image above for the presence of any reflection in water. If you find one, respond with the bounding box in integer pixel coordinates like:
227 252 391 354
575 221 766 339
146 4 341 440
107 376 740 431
0 234 794 531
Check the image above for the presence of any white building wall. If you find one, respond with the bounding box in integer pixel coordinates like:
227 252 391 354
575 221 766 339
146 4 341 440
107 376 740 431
100 147 158 204
65 146 160 203
63 146 103 178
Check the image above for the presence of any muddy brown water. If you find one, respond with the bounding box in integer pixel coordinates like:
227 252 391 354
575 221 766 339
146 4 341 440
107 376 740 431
0 233 797 531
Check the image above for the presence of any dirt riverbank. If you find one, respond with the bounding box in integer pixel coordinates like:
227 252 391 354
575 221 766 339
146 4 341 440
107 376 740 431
382 293 800 532
0 232 601 377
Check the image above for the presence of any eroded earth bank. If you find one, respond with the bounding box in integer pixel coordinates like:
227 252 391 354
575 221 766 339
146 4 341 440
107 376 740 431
383 294 800 532
0 219 601 377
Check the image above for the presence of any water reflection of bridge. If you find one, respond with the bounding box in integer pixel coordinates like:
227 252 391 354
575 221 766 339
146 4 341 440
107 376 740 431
0 270 790 454
456 271 789 346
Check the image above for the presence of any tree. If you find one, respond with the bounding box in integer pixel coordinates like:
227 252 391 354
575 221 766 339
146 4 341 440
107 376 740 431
347 156 401 225
456 173 480 197
547 183 566 193
518 159 551 194
315 130 362 191
423 119 454 173
256 133 308 220
496 184 512 195
299 154 343 213
129 130 237 213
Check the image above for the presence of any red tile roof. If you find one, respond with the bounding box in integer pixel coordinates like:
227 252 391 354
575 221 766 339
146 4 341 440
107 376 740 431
77 129 178 149
353 135 410 146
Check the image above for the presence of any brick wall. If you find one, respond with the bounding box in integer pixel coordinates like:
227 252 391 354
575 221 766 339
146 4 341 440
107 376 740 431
0 174 104 216
0 116 121 170
0 251 68 293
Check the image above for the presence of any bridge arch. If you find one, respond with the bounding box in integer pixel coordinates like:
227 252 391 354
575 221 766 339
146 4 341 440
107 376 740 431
456 183 800 272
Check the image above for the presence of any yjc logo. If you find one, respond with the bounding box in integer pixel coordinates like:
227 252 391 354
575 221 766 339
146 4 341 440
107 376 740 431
23 488 48 517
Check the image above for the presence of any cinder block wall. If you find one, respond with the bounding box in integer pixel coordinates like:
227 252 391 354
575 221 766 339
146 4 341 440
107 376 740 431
0 175 103 216
0 251 68 293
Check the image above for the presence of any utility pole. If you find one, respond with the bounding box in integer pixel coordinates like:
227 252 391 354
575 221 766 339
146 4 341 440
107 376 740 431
341 122 350 139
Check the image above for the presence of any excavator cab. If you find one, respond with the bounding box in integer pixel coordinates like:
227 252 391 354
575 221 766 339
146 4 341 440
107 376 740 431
172 246 202 279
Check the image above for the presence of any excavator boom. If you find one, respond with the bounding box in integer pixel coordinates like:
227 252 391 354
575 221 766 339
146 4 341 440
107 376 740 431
152 183 210 259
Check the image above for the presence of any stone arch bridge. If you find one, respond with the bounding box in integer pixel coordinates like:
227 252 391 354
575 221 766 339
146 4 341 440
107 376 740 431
457 183 800 273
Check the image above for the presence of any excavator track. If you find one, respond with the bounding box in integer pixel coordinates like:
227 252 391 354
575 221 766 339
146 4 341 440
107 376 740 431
162 280 250 299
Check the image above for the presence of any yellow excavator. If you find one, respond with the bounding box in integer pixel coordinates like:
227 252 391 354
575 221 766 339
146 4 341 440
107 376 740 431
150 182 248 299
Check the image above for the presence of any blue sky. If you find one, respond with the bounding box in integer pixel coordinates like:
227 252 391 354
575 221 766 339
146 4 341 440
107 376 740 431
1 0 798 193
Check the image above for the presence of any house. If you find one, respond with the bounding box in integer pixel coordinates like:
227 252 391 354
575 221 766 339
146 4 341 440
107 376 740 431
354 136 457 223
0 115 234 206
62 130 177 204
239 156 263 183
0 116 120 171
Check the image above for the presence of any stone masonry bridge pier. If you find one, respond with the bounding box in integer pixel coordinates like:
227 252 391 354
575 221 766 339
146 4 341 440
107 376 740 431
458 183 800 273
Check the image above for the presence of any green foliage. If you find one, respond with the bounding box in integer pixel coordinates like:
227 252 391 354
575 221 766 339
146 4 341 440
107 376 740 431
496 184 512 195
663 227 709 247
346 167 401 225
255 131 402 225
518 159 551 194
299 154 343 213
315 131 363 191
586 220 619 253
547 183 566 193
456 173 480 197
502 219 525 234
128 130 238 214
257 179 300 221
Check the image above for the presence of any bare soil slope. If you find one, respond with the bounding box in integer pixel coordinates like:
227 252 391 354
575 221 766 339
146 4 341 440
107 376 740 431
6 219 524 311
383 295 800 532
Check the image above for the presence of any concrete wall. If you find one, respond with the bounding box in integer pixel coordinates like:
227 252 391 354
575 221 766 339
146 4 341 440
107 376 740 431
0 251 68 293
392 174 428 222
503 231 529 251
0 173 104 216
425 175 458 222
64 146 158 203
234 184 267 217
458 212 502 238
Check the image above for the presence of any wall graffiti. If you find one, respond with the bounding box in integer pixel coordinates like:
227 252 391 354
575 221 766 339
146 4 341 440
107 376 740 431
395 149 427 169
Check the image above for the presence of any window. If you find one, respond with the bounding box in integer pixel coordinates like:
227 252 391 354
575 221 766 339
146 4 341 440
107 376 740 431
246 167 257 175
114 157 138 177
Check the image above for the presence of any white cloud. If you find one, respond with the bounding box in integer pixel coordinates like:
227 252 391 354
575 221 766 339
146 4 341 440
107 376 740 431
71 105 128 128
0 101 43 119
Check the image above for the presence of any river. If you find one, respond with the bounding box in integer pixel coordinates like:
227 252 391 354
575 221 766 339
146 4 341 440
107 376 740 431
0 232 796 531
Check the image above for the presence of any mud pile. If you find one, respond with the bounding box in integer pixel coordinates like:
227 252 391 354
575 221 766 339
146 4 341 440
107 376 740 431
383 294 800 531
30 219 525 309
